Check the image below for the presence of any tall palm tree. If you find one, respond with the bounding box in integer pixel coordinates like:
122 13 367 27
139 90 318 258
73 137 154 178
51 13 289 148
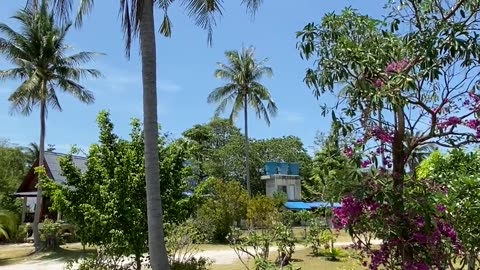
35 1 265 268
0 0 101 250
207 47 278 196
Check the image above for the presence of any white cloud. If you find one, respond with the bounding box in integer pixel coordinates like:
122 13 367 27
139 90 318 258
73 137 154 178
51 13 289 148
281 111 304 123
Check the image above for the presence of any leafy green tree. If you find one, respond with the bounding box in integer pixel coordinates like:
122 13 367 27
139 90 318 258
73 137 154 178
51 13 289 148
43 0 265 267
0 1 100 250
208 47 278 196
183 118 244 184
195 178 248 242
307 127 357 202
246 195 278 229
41 111 191 269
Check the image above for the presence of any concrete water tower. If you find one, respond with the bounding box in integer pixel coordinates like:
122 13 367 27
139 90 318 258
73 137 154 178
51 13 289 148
262 162 302 201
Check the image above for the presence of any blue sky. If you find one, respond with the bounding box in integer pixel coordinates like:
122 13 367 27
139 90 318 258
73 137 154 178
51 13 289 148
0 0 385 154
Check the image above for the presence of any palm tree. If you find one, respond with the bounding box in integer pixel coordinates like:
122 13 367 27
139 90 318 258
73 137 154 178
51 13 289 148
0 1 101 250
0 210 18 241
36 1 265 268
406 131 438 173
207 47 278 196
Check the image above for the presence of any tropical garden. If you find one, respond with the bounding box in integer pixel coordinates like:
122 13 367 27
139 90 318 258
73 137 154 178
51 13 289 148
1 0 480 270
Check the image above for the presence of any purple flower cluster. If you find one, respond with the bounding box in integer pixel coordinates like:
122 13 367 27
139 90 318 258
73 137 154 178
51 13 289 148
464 119 480 138
437 116 462 130
371 127 394 144
385 59 410 73
374 79 384 88
361 159 372 168
344 146 354 158
334 188 462 270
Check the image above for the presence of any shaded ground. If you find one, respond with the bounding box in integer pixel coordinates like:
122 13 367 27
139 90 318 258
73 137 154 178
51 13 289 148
0 240 382 269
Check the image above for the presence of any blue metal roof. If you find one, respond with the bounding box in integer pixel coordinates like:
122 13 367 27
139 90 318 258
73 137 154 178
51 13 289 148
284 201 312 210
305 202 342 208
284 201 342 210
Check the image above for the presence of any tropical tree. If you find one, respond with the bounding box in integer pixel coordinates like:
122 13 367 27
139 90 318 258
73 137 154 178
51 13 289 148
39 0 265 268
207 47 278 196
0 1 100 250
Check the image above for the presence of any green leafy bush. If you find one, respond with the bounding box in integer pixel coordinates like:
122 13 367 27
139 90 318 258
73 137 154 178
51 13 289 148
195 178 248 242
39 218 62 250
247 195 278 229
306 219 333 256
65 245 143 270
274 223 296 266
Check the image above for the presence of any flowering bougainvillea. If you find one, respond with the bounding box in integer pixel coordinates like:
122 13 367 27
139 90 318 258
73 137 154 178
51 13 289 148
297 1 480 269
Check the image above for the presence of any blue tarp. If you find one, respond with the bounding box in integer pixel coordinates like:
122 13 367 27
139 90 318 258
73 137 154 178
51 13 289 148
284 201 342 210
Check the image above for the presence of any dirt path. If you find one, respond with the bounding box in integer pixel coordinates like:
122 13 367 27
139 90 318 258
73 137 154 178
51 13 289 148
0 240 382 269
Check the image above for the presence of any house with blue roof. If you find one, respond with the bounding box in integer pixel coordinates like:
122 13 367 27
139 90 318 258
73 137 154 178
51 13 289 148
262 161 341 211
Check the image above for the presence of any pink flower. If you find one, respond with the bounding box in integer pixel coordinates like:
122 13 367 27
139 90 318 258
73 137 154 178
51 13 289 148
385 59 409 73
361 159 372 168
343 146 354 158
374 79 384 88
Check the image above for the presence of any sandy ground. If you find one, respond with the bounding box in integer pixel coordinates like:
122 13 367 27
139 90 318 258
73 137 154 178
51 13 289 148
0 240 382 270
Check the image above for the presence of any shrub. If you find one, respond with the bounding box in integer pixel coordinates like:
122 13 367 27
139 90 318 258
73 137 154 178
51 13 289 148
274 223 296 266
195 178 248 242
247 195 278 229
171 257 212 270
165 219 213 270
64 246 143 270
40 218 62 250
306 219 333 256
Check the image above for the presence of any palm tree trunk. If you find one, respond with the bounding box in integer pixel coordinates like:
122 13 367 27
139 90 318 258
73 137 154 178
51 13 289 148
139 1 170 269
32 96 46 251
244 94 251 197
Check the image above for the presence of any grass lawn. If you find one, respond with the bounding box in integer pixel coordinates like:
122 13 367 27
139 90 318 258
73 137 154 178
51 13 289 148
212 247 363 270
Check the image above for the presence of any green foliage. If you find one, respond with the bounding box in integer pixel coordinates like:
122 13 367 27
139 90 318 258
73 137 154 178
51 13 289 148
39 218 61 250
195 178 249 242
307 219 333 256
307 128 357 202
247 195 278 229
0 210 18 241
272 192 287 209
296 210 313 239
165 220 213 270
274 223 296 266
0 140 28 214
228 225 298 270
41 111 190 260
417 149 480 269
64 245 144 270
0 2 101 116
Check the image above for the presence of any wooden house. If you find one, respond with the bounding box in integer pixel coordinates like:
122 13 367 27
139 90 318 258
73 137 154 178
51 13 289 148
14 152 86 223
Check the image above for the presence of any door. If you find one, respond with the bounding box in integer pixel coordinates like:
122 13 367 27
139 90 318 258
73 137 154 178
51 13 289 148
287 185 295 201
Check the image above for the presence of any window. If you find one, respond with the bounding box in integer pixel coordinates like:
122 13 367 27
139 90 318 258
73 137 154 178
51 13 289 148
277 185 287 194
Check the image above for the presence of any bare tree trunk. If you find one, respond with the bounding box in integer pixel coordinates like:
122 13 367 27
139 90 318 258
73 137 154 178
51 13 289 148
139 1 170 269
33 97 46 252
244 94 251 197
